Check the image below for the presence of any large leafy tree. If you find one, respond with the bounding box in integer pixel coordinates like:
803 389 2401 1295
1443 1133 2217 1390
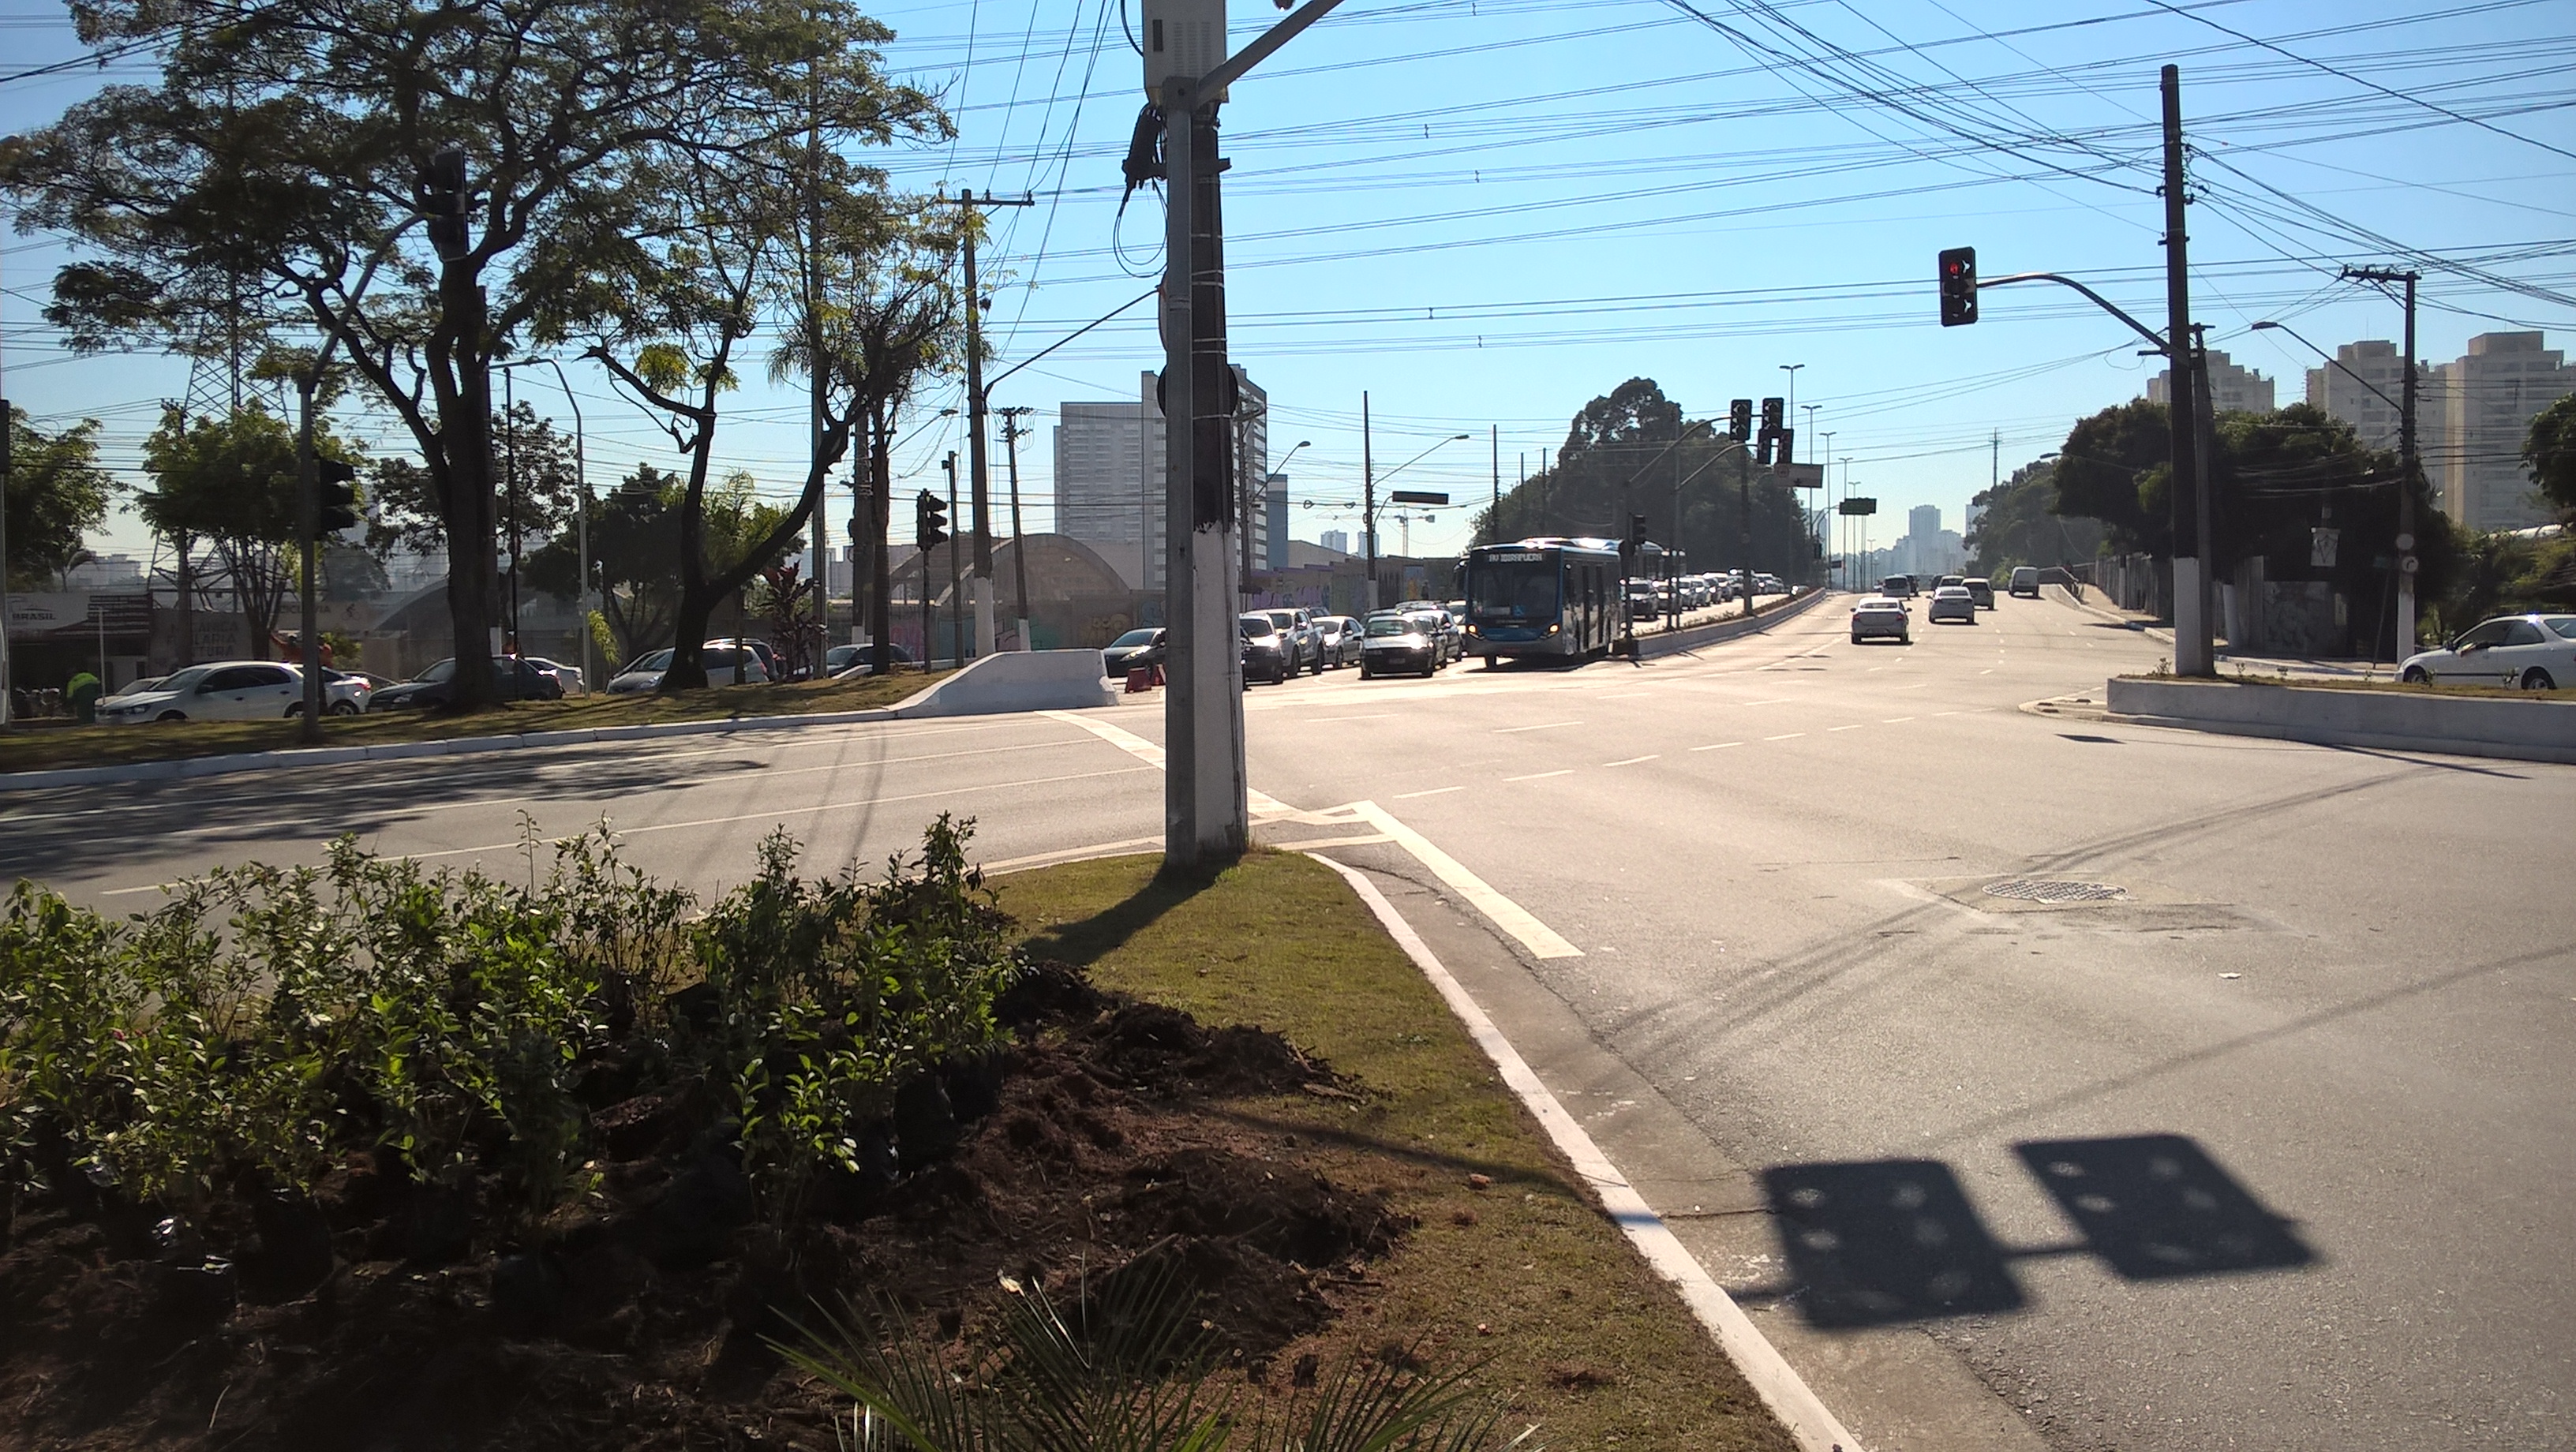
368 401 582 560
137 403 363 657
522 464 791 669
2525 391 2576 518
1968 458 2106 576
4 406 115 583
2051 399 2173 556
3 0 938 708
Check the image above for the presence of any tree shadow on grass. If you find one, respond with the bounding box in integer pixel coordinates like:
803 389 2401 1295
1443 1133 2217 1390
1017 863 1226 968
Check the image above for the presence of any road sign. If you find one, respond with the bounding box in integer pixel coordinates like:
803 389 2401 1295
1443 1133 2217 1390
1838 496 1877 516
1389 490 1449 505
1780 462 1824 489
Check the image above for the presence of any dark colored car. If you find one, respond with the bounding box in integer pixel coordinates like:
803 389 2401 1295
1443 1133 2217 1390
365 656 564 710
1359 611 1441 678
827 642 918 677
1240 614 1289 685
1103 627 1168 679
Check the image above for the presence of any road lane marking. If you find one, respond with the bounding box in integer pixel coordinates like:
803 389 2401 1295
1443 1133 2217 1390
1503 769 1573 782
1280 832 1396 850
1342 801 1582 960
983 836 1164 874
1763 732 1805 741
1690 742 1743 751
1601 691 1653 700
1827 724 1864 732
1395 785 1464 799
1882 717 1915 724
1305 713 1395 724
1493 720 1583 733
1305 853 1857 1451
1745 698 1793 705
1603 754 1660 767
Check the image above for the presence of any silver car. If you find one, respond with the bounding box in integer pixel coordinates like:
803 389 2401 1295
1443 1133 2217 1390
2400 613 2576 690
1927 586 1978 624
1849 597 1911 645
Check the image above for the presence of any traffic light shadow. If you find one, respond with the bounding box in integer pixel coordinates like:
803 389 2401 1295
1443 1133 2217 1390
1753 1133 2313 1330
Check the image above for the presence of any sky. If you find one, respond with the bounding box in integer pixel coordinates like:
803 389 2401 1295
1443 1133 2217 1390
4 0 2573 570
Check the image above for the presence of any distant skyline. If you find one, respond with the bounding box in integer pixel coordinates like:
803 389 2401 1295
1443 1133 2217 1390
6 0 2571 569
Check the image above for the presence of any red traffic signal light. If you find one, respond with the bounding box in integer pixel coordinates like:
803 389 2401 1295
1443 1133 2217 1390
1939 246 1978 326
316 456 361 537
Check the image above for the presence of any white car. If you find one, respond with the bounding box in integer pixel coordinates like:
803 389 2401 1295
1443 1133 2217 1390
525 657 586 697
2400 613 2576 690
97 661 309 724
1926 586 1978 624
1850 597 1911 645
605 645 771 694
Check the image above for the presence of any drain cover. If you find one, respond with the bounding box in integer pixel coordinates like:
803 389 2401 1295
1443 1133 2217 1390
1983 878 2128 904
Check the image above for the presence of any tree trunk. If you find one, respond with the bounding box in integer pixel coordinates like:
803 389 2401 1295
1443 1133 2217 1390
172 533 195 669
869 399 894 675
436 270 501 709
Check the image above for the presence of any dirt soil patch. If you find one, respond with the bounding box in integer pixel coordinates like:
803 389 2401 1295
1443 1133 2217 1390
0 963 1398 1450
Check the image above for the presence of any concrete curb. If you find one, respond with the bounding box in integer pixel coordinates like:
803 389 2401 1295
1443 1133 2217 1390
2105 675 2576 765
0 703 912 795
1634 588 1831 659
1307 851 1865 1452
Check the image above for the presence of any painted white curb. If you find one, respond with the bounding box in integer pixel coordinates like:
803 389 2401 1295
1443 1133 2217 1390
1305 851 1863 1452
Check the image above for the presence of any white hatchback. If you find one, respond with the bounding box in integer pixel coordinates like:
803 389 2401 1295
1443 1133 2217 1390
2400 614 2576 690
97 661 303 724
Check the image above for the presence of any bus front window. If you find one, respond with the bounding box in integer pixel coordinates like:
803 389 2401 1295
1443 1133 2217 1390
1471 559 1558 620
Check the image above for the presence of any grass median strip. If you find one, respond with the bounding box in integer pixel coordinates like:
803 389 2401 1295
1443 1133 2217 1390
0 672 941 774
999 851 1795 1452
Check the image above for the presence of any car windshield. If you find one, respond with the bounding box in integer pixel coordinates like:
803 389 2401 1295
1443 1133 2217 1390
628 649 674 672
154 666 213 694
1240 616 1274 638
1470 556 1559 620
415 660 455 683
1365 616 1417 638
1109 629 1158 649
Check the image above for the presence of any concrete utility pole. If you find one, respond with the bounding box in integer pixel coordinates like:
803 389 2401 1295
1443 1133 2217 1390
1154 0 1350 870
2343 266 2422 654
1361 391 1376 608
942 450 963 667
1491 425 1501 546
1000 406 1035 648
959 189 1036 657
2159 64 2213 675
295 369 324 742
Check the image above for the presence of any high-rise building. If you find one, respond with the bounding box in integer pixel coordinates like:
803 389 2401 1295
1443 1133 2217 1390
1232 368 1270 577
1908 503 1941 542
1320 529 1350 554
1054 368 1267 590
1265 474 1290 571
2147 349 2277 415
2304 339 2415 453
2428 331 2571 533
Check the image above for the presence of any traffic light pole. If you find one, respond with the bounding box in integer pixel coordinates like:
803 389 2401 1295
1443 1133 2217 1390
296 369 324 742
2345 266 2421 654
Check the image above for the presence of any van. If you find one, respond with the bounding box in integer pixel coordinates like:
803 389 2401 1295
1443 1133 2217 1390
2009 566 2040 598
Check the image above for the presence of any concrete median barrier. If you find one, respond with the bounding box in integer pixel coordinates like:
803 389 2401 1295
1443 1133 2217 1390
890 649 1116 720
2106 675 2576 765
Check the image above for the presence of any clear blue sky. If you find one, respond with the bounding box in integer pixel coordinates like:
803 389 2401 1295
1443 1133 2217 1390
6 0 2572 564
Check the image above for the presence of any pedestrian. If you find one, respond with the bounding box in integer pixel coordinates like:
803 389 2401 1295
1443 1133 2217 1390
66 669 103 724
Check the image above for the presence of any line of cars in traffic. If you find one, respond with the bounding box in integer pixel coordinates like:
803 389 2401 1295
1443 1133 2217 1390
95 654 586 724
1848 572 2001 645
1627 571 1785 621
1099 601 1476 688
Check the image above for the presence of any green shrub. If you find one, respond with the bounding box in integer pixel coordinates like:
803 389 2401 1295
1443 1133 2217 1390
0 817 1017 1241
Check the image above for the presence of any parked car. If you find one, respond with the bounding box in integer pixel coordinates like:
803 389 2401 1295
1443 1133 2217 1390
1309 615 1360 669
1964 577 1995 608
366 656 566 710
828 642 917 677
605 645 770 694
1102 627 1167 679
1240 613 1290 685
524 657 586 697
1360 611 1441 678
1849 597 1911 645
2009 566 2041 598
98 661 301 724
313 668 373 714
1927 586 1978 624
2399 613 2576 690
105 675 166 701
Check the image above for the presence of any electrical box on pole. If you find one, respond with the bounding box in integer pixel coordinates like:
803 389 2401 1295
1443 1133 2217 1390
1143 0 1230 102
1939 247 1978 326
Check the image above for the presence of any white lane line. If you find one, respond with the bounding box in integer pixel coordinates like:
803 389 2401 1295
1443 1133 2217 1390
1281 831 1397 851
1503 769 1574 782
1493 720 1584 734
983 836 1164 875
1343 801 1582 960
1745 698 1793 705
1882 716 1915 724
1601 691 1653 700
1602 754 1660 767
1934 710 1968 717
1307 854 1858 1452
1979 668 1995 675
1763 732 1806 742
1690 742 1744 751
1305 713 1395 724
1827 724 1864 732
99 763 1161 893
1395 785 1465 799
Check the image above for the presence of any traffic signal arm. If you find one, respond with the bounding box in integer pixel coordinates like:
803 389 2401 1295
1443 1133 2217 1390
1949 260 2171 354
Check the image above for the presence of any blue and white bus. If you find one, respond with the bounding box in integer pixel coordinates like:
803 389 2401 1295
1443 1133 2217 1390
1459 537 1623 662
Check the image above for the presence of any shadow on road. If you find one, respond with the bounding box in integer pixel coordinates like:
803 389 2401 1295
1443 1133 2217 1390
1750 1132 2314 1329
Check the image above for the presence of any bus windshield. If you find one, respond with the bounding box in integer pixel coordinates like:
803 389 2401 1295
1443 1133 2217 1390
1470 556 1558 620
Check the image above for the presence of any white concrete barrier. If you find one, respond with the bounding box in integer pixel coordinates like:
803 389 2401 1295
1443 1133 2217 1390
2106 675 2576 765
891 649 1115 720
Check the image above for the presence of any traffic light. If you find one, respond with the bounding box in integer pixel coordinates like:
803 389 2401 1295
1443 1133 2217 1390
1939 246 1978 326
419 148 470 261
1628 513 1649 549
915 489 949 551
1728 398 1752 441
315 456 361 537
1775 427 1793 466
1760 396 1784 434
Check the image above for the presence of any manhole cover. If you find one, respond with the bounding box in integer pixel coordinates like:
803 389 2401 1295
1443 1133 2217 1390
1983 879 2128 904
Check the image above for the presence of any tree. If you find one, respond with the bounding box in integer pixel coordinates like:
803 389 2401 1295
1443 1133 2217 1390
523 465 791 669
368 402 584 559
2051 400 2172 557
2525 391 2576 518
4 406 114 583
1968 458 2106 576
137 404 363 660
3 0 941 709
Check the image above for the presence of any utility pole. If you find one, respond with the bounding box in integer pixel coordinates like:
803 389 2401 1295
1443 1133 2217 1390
1000 406 1035 648
869 400 894 675
958 189 1036 659
2159 64 2212 675
943 450 963 667
294 369 323 743
1490 425 1501 547
1154 0 1349 870
2345 266 2422 654
1361 391 1377 608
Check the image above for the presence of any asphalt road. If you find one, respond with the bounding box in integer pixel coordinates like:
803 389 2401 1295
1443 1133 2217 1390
6 590 2569 1451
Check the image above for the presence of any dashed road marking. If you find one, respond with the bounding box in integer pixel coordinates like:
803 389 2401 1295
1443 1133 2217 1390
1764 732 1806 742
1503 769 1574 782
1828 724 1864 732
1690 742 1744 751
1396 785 1464 799
1603 754 1660 767
1495 720 1584 734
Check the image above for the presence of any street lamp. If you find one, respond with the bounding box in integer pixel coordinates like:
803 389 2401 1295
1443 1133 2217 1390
1368 432 1469 597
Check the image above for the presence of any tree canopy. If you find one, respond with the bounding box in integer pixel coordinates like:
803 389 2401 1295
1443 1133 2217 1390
138 404 364 655
4 406 115 583
1966 458 2105 577
2525 391 2576 518
522 465 791 669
